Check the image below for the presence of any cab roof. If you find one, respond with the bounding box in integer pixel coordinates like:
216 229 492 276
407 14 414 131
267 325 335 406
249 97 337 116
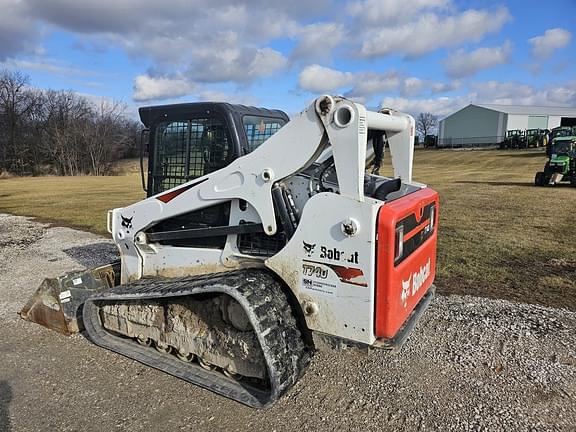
138 102 289 128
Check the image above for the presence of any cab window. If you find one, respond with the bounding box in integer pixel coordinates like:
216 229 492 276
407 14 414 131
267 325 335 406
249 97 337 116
242 116 286 153
152 117 230 194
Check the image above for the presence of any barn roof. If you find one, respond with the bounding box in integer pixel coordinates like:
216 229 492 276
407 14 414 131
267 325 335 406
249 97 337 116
475 104 576 116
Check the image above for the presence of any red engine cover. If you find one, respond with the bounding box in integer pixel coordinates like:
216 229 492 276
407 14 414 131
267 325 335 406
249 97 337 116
375 188 439 339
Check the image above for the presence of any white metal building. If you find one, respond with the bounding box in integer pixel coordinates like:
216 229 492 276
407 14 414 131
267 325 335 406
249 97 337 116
438 104 576 147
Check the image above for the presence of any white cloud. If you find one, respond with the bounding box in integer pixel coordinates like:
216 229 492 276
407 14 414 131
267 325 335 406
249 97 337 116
380 95 470 117
196 90 259 106
382 80 576 117
182 38 288 83
299 64 460 103
17 0 310 89
360 7 511 58
470 81 533 101
444 41 512 78
291 22 346 60
345 71 401 98
350 74 438 97
247 48 288 78
133 75 195 102
431 80 461 93
4 59 108 78
299 64 354 93
529 28 572 59
0 0 40 60
545 82 576 105
3 0 571 117
132 76 268 105
471 80 576 106
402 77 427 96
347 0 448 25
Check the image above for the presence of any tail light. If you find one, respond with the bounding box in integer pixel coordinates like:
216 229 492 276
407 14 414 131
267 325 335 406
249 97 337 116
394 225 404 262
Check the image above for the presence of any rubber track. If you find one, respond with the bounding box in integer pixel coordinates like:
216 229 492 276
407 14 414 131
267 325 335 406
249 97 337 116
83 269 311 408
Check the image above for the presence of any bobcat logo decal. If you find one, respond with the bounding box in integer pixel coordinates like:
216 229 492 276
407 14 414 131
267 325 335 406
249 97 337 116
121 215 133 229
400 258 431 308
303 241 316 257
401 275 411 308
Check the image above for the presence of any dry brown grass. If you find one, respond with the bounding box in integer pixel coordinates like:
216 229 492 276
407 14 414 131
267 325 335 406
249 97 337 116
406 149 575 310
1 148 574 309
0 174 144 233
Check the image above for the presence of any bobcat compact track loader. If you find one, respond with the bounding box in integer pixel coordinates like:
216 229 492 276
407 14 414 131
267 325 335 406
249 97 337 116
21 95 439 408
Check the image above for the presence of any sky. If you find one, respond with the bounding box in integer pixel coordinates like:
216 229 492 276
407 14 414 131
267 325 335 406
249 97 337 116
0 0 575 119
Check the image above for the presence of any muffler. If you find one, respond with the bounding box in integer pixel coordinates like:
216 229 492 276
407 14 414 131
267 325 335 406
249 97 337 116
19 261 120 335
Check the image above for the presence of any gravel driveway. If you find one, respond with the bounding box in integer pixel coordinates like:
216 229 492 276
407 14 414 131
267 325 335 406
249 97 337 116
0 213 575 431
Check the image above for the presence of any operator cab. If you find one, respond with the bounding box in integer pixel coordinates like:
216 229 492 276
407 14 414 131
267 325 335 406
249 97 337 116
139 102 289 197
551 137 576 156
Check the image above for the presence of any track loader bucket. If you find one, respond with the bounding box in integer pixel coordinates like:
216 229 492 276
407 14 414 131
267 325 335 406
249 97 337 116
20 261 120 335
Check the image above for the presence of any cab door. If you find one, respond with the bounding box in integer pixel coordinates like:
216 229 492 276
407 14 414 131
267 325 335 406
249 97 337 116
148 115 234 196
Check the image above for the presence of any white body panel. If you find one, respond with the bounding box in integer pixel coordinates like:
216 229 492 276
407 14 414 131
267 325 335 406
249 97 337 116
267 193 381 344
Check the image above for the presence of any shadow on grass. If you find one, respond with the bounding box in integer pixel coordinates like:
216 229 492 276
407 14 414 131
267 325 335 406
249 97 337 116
456 180 535 187
0 381 12 432
63 242 119 268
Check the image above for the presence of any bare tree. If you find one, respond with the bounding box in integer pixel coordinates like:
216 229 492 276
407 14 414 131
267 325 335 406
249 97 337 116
0 70 37 174
416 112 438 141
0 68 142 176
42 90 92 175
84 99 128 175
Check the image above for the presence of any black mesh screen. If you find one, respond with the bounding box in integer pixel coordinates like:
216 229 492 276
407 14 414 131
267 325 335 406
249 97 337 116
152 118 230 194
243 115 285 153
237 231 286 256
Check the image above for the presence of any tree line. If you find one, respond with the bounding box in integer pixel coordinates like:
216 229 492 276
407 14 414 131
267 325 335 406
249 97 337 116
0 69 140 176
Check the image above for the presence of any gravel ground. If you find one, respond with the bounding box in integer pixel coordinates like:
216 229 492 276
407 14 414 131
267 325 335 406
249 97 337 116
0 213 575 432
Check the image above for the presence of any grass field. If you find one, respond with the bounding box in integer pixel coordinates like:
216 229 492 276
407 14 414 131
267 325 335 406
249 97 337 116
1 149 574 310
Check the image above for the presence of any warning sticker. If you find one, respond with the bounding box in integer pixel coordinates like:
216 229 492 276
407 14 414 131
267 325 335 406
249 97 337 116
301 277 337 297
59 290 72 303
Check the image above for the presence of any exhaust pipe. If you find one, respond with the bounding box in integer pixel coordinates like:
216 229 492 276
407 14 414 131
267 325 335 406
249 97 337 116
19 261 120 335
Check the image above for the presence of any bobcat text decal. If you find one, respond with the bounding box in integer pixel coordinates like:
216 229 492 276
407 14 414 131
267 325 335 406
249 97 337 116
303 241 359 264
400 258 431 308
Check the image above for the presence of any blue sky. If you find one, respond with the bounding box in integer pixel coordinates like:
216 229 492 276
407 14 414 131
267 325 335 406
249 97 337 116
1 0 574 118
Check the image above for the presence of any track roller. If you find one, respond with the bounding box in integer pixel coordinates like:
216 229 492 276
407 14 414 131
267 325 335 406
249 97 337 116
176 350 195 362
198 357 216 371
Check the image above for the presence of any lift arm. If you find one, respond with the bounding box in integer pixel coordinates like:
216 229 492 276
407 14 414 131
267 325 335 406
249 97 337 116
197 95 415 234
